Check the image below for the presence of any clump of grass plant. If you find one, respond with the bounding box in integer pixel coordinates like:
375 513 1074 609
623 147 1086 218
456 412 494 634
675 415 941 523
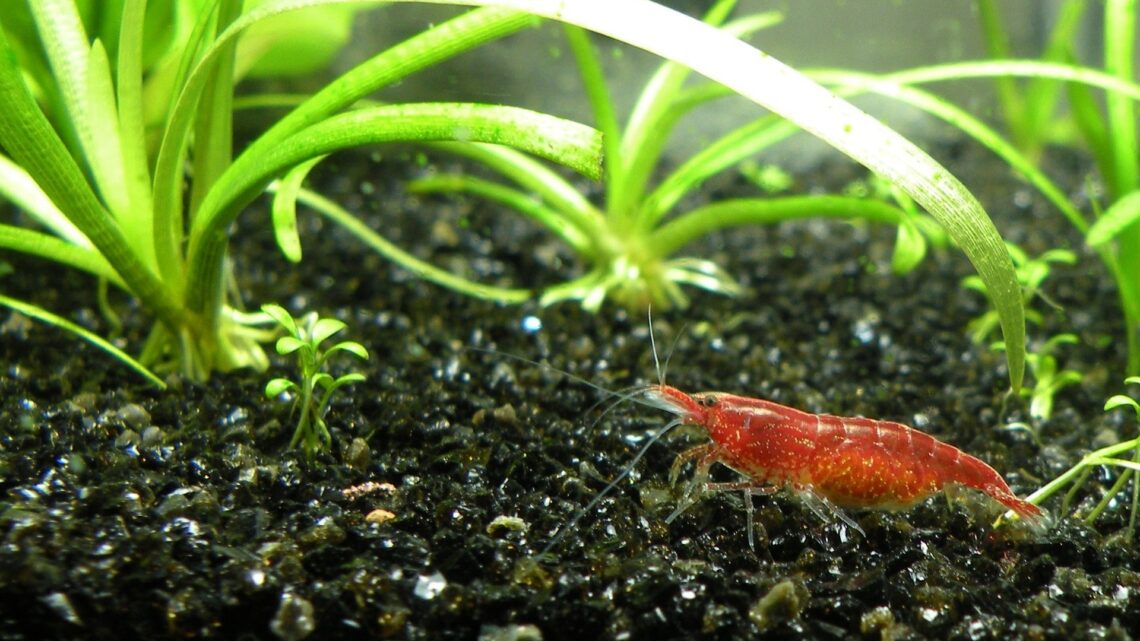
0 1 603 384
400 3 935 310
279 0 1029 392
262 304 367 458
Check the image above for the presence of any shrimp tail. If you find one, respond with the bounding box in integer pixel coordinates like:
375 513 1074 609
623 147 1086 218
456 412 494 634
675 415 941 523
933 444 1049 531
986 484 1051 531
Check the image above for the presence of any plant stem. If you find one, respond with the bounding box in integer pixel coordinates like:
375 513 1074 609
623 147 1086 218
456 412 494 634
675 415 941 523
1105 0 1140 374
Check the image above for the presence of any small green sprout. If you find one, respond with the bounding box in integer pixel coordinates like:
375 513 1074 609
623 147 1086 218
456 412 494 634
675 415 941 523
994 333 1083 423
262 304 368 458
1105 376 1140 416
1021 377 1140 541
738 160 793 195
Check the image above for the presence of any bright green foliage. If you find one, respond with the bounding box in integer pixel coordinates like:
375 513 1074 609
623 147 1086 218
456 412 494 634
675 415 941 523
0 1 602 382
976 0 1140 376
405 3 937 310
262 304 368 458
330 0 1027 392
240 0 360 78
1022 334 1084 422
967 244 1080 424
0 0 1032 393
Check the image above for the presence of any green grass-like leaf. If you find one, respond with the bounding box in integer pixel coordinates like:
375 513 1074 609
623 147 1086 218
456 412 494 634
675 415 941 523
0 293 164 388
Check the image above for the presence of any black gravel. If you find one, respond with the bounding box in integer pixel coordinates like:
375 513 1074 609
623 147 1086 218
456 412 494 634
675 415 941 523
1 142 1138 640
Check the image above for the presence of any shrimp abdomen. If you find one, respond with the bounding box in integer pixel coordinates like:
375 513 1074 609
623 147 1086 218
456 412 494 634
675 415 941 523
806 415 1043 522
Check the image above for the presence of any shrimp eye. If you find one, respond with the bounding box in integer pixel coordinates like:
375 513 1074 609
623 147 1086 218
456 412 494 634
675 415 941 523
697 395 717 407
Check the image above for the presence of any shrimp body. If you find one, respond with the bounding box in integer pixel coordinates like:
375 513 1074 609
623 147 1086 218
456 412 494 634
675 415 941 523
643 384 1044 524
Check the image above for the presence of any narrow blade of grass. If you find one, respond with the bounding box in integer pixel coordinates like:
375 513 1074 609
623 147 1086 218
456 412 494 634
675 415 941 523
1105 0 1138 198
0 26 182 329
408 174 595 257
647 195 910 259
187 103 601 319
563 24 622 210
425 142 607 244
271 156 326 263
1067 62 1117 196
115 0 155 241
0 293 164 389
0 225 125 286
1088 190 1140 247
286 185 532 303
0 153 90 247
976 0 1025 144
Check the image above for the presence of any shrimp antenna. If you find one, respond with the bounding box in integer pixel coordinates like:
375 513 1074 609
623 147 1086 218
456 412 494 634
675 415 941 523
660 322 686 388
539 416 684 557
646 307 684 386
648 306 663 385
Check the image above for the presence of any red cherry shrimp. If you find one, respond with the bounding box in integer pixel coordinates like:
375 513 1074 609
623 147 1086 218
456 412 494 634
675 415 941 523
488 317 1048 556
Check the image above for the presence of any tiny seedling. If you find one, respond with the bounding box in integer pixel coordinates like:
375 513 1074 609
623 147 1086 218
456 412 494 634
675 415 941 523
995 333 1083 423
262 304 368 458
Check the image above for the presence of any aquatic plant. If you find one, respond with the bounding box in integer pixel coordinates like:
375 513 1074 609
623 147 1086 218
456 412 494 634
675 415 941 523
275 0 1028 390
0 1 602 383
262 304 367 458
696 5 1137 386
1023 377 1140 541
971 0 1140 376
0 0 1031 392
401 3 930 310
